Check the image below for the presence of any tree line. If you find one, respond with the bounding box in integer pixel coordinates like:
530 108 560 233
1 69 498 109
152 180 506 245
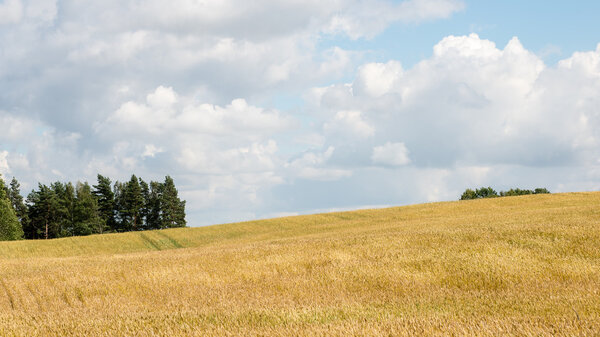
0 174 186 241
460 186 550 200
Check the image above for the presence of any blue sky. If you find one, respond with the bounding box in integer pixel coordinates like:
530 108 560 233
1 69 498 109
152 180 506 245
1 0 600 225
322 1 600 68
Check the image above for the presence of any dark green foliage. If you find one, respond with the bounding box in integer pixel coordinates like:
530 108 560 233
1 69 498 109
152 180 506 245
74 182 102 236
461 187 498 199
139 178 150 230
500 188 533 197
146 181 163 230
460 189 477 200
0 176 23 241
93 174 115 233
53 182 76 237
118 175 145 231
7 177 29 231
112 181 125 231
476 187 498 198
461 186 551 200
160 176 186 228
26 184 60 239
14 173 186 239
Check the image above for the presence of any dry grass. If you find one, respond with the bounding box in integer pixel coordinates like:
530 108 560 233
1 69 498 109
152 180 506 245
1 192 600 336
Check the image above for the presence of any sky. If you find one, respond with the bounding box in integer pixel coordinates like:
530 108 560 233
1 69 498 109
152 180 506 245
1 0 600 226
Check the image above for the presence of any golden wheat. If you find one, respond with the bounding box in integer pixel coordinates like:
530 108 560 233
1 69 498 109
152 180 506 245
1 192 599 336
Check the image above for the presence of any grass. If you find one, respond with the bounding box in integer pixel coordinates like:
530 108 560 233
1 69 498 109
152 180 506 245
1 192 599 336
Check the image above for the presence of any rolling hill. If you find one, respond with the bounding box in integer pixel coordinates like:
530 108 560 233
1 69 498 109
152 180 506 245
1 192 599 336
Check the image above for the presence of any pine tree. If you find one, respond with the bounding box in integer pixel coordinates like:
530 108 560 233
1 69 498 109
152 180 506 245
74 182 101 235
125 175 144 231
146 181 163 229
139 178 150 230
116 175 144 231
93 174 116 232
52 182 76 236
113 181 126 231
7 177 29 231
160 176 186 228
0 175 23 241
5 173 186 238
27 184 60 239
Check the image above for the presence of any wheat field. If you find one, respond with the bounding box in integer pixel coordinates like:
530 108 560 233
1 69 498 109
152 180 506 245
1 192 599 336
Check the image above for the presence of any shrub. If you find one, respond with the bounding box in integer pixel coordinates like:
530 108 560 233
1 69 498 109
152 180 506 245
461 187 550 200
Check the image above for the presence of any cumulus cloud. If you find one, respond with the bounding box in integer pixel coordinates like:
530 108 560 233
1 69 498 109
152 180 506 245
0 0 463 140
95 86 294 176
324 110 375 139
142 145 164 158
558 43 600 76
372 142 411 166
3 0 599 226
288 147 352 181
0 0 23 24
312 34 600 169
325 0 465 39
0 151 10 175
354 61 403 97
288 34 600 214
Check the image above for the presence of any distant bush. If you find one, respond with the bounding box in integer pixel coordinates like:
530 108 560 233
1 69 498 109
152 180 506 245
460 187 498 200
460 189 477 200
461 187 550 200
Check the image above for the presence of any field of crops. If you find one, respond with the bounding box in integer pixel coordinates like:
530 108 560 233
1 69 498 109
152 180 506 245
1 192 599 336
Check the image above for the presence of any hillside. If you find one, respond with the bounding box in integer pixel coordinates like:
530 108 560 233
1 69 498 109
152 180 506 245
1 192 599 336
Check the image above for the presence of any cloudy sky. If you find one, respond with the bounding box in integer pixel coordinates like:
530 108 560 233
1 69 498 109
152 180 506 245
1 0 600 225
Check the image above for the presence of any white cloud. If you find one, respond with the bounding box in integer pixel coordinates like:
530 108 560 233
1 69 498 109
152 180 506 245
146 85 177 108
294 133 326 148
0 0 464 127
288 147 352 181
324 110 375 139
142 145 164 158
313 34 599 168
325 0 464 39
372 142 411 166
396 0 465 22
558 43 600 76
94 87 293 182
354 61 403 97
291 34 600 216
0 0 23 24
25 0 57 23
0 113 37 142
85 87 300 221
0 111 91 186
98 87 293 139
0 151 10 175
4 0 599 228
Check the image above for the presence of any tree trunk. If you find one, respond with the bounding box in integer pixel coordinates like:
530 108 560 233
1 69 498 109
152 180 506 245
45 203 50 240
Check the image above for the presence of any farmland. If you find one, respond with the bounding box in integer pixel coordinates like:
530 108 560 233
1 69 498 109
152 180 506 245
1 192 599 336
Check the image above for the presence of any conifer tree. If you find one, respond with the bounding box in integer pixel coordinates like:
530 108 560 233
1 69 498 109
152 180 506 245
74 182 102 235
0 175 23 241
27 184 60 239
113 181 126 231
146 181 163 229
139 178 150 230
7 173 185 239
93 174 116 232
7 177 29 231
117 175 144 231
160 176 186 228
52 182 76 236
